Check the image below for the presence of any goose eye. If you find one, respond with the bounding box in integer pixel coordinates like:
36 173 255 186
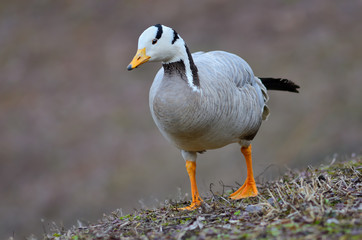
152 39 158 45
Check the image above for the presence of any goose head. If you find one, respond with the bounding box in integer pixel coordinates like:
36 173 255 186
127 24 185 70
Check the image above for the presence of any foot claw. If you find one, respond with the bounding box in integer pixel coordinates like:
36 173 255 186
229 182 258 200
178 200 203 211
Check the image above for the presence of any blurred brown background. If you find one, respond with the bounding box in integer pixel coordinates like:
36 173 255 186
1 0 361 238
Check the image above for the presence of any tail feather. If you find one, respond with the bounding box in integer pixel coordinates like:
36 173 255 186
260 78 300 93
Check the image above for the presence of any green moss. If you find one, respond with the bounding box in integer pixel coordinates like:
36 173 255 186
234 210 241 215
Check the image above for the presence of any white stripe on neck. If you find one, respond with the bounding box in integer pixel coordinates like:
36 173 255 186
183 57 200 92
163 37 201 93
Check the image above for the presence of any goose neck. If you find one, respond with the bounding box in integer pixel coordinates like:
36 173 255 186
163 44 200 92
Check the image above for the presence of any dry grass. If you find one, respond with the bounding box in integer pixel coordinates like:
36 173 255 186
39 156 361 240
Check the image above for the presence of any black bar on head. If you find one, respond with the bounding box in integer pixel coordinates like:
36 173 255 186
172 29 179 44
154 24 163 39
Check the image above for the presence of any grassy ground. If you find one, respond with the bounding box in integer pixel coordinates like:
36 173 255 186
41 156 361 240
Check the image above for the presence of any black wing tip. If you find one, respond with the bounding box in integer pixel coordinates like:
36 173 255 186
260 77 300 93
280 78 300 93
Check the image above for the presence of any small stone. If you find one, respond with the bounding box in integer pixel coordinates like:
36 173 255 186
318 175 326 182
245 205 262 213
326 218 339 225
267 198 276 206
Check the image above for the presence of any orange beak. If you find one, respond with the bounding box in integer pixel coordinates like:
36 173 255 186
127 48 151 71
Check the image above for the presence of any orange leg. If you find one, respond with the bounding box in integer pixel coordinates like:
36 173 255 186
179 160 203 210
229 145 258 199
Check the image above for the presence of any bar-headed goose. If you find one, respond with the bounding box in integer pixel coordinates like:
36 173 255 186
128 24 299 210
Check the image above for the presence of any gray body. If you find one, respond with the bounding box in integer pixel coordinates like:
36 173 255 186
149 51 269 153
